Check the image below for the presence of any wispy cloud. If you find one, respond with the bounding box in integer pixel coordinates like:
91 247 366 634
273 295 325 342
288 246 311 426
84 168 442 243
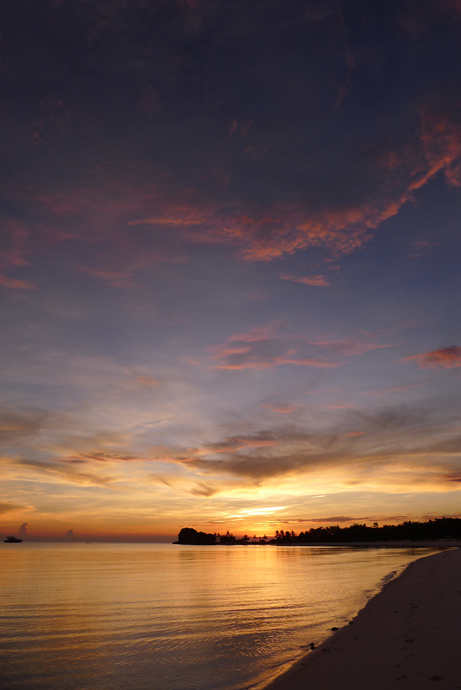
408 240 441 259
261 403 299 414
365 384 422 395
0 275 35 289
0 501 32 515
76 267 136 288
323 402 355 409
178 408 461 491
15 458 115 487
401 346 461 369
209 325 390 371
279 273 330 287
210 330 339 370
133 375 160 387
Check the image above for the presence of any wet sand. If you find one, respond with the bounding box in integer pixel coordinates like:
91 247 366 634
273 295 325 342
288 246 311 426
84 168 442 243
265 548 461 690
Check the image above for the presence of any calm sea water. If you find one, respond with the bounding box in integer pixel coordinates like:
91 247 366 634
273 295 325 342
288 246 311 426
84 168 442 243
0 543 439 690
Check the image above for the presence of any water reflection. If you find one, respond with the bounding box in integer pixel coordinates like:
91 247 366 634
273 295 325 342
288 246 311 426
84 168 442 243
0 543 439 690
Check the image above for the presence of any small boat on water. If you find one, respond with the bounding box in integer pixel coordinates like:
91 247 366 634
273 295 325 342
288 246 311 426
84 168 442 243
4 535 22 543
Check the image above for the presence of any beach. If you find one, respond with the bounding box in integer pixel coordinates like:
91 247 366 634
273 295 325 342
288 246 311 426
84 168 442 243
265 548 461 690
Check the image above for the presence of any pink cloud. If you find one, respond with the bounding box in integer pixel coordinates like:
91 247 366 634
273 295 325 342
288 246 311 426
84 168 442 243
308 338 394 356
134 376 160 386
279 273 330 287
0 220 30 269
76 267 135 288
210 325 391 371
401 346 461 369
224 322 283 343
408 240 441 259
213 355 339 371
0 274 36 289
12 105 461 281
209 327 341 368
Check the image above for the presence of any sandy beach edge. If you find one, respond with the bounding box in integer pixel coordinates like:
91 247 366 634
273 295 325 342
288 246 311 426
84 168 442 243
262 546 461 690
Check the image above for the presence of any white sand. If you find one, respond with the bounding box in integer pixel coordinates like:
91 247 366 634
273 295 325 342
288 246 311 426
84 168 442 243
265 548 461 690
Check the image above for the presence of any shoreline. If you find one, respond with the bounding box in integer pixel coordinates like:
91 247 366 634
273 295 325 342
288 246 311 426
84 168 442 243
263 547 461 690
273 540 458 548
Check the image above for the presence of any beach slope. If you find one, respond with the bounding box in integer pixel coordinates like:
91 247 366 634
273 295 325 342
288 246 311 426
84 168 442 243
265 548 461 690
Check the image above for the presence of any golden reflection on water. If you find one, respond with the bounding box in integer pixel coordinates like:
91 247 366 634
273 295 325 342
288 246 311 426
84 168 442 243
0 544 439 690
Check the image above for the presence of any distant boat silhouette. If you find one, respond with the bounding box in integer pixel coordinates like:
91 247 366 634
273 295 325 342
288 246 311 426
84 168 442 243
4 535 22 543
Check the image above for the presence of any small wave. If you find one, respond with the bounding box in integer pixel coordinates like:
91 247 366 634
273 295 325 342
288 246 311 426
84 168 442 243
380 569 398 585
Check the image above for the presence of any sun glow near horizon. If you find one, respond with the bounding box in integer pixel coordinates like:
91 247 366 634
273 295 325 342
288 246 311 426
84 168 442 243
1 1 461 540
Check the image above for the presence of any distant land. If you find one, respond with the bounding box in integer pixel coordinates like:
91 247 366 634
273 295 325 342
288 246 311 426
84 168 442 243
174 518 461 545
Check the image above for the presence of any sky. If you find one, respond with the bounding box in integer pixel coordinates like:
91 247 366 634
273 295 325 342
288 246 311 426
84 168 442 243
1 0 461 541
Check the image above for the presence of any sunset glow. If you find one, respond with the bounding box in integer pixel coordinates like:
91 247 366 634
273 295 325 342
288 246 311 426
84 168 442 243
1 0 461 542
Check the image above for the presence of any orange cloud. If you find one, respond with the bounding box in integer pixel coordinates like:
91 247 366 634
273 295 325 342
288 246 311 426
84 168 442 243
279 273 330 287
401 346 461 369
0 274 36 289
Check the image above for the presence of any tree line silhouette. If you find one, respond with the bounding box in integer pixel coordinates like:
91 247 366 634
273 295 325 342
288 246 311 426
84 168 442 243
175 518 461 545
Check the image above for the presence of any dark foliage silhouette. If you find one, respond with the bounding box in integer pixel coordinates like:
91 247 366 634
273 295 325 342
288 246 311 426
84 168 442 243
175 518 461 545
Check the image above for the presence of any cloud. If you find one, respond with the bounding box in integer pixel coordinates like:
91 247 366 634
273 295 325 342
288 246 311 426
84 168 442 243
307 338 393 356
0 502 29 515
3 100 461 283
323 402 355 409
279 274 330 287
365 384 422 395
212 350 339 371
16 458 115 487
0 409 52 446
302 516 355 524
209 326 393 370
76 267 136 288
290 514 412 524
209 326 327 371
67 452 143 463
134 375 160 387
2 2 461 282
0 275 35 289
261 403 299 414
190 482 217 497
202 434 278 453
401 346 461 369
178 407 461 490
408 240 441 259
0 220 30 269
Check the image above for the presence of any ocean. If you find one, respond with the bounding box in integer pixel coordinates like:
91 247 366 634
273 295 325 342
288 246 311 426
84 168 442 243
0 542 439 690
